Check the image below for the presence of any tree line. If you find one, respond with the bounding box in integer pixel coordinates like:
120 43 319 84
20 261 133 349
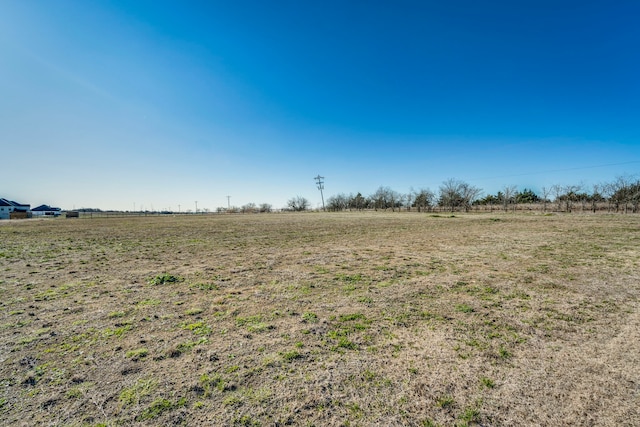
312 175 640 214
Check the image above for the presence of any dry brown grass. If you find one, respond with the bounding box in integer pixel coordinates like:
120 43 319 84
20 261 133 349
1 212 639 426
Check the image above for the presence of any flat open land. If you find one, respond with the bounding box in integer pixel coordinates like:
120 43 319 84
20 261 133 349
1 213 639 426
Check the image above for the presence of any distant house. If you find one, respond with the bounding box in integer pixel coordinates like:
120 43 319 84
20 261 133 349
32 204 62 217
0 198 31 220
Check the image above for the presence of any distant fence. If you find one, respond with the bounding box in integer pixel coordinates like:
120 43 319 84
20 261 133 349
71 211 228 219
57 203 639 219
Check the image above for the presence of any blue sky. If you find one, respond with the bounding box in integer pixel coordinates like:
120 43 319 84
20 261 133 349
1 0 639 211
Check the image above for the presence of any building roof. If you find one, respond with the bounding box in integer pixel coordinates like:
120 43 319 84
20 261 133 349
32 204 61 212
0 198 30 208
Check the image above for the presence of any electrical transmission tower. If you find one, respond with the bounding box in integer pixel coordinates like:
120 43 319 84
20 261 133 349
314 175 325 211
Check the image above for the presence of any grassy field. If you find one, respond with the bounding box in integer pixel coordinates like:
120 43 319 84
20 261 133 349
1 212 639 426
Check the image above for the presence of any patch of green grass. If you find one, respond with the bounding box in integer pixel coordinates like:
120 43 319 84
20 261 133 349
357 296 373 304
301 312 318 323
34 289 60 302
343 284 357 293
103 323 132 338
223 394 243 406
119 378 157 406
236 315 271 333
281 350 303 362
333 337 358 351
137 397 186 421
498 346 512 359
66 387 83 399
339 313 367 322
136 299 161 307
480 377 495 388
459 406 481 425
107 311 126 318
181 321 212 336
346 402 364 418
185 308 204 315
336 273 363 283
175 338 208 354
232 414 261 426
148 274 182 286
125 348 148 360
455 304 474 313
200 373 226 395
436 395 455 408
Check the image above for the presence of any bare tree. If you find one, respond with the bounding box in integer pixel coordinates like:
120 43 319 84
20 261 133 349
259 203 272 213
564 184 582 213
462 183 482 212
349 193 366 211
577 191 589 212
404 191 415 212
287 196 309 212
630 180 640 213
241 203 257 214
552 185 564 212
610 175 640 213
388 189 402 212
438 179 482 212
326 193 349 211
540 186 552 213
590 184 604 213
439 179 463 212
413 188 435 212
371 186 392 211
501 185 517 212
609 175 640 213
600 181 616 212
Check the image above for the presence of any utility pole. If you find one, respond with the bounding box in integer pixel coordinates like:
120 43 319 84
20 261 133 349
195 201 198 214
314 175 325 211
227 196 231 210
178 204 181 213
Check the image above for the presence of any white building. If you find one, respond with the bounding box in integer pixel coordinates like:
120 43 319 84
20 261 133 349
31 204 62 217
0 198 31 219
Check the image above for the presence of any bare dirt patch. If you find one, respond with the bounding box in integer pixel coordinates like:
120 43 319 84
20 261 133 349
1 212 638 426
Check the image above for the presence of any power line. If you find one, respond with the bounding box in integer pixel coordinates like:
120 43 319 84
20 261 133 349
472 160 640 182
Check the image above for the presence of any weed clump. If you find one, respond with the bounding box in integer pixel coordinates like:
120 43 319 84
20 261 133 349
119 378 157 406
281 350 303 362
137 397 186 421
199 373 226 395
125 348 148 361
181 321 212 336
148 274 182 286
301 312 318 323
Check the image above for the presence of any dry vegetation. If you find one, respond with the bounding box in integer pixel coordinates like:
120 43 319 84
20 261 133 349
1 212 639 426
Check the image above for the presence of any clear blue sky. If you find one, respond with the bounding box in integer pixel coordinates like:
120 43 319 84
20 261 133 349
2 0 639 211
